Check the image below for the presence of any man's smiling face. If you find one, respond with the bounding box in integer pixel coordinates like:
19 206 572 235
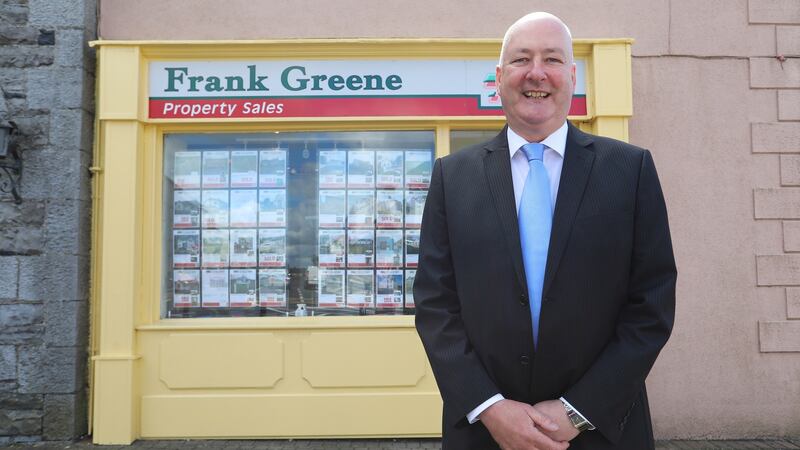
496 16 576 142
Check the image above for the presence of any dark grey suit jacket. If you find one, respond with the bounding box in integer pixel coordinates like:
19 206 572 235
414 123 676 450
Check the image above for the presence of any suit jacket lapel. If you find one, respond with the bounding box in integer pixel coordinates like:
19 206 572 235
483 127 528 292
543 123 595 295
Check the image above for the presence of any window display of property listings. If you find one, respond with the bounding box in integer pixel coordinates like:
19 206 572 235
162 131 432 318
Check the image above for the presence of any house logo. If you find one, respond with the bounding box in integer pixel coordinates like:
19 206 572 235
482 74 500 104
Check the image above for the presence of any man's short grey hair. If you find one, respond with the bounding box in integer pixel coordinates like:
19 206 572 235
498 12 574 65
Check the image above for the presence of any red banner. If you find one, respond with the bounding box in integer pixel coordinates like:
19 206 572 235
148 96 587 119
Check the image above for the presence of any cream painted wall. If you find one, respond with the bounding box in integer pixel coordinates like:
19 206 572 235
97 0 800 439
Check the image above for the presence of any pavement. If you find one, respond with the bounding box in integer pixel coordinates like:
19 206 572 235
3 438 800 450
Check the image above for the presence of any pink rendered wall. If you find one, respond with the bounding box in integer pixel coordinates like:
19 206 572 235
98 0 800 439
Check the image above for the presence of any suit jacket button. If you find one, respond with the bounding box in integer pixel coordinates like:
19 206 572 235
519 294 528 306
520 356 530 365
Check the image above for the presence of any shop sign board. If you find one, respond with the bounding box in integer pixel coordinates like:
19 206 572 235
149 60 587 119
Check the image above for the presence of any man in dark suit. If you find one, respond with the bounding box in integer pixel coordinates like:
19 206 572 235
414 12 676 450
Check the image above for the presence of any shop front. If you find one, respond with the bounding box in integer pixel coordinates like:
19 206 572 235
89 38 633 444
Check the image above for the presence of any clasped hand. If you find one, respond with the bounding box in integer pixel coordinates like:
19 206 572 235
479 399 579 450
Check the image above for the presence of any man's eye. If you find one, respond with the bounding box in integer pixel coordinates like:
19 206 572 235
511 58 528 64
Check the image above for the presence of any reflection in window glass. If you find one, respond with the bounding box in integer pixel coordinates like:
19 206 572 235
162 131 434 319
449 129 501 153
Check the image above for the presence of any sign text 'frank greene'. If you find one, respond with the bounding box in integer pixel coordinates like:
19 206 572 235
164 65 404 93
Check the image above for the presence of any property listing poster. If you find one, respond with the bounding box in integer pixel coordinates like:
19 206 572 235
202 151 229 188
229 228 257 268
376 269 403 308
318 269 345 307
318 229 345 268
375 190 403 228
201 269 230 307
404 190 427 228
230 150 258 187
347 190 374 228
319 190 346 228
174 152 201 189
258 189 286 227
347 150 375 188
259 149 287 188
229 189 258 227
201 190 229 228
347 229 374 267
404 150 432 189
346 269 374 308
173 269 201 307
201 229 229 268
173 229 200 268
404 269 416 308
375 151 403 189
173 190 201 228
319 150 346 188
258 228 286 267
229 269 257 307
376 229 403 268
259 268 287 307
405 229 420 268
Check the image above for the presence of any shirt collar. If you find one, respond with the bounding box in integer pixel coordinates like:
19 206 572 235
507 121 568 160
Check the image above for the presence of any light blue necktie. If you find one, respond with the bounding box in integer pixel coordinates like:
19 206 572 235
518 143 553 348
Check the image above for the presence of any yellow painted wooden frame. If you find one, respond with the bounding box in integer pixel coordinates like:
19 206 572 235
89 38 633 444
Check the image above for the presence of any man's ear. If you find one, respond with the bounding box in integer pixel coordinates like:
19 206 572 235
570 62 576 93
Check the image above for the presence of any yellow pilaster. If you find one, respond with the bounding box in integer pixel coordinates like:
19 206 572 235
590 42 633 142
91 45 144 444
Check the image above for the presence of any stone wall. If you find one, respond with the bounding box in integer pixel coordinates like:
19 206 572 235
0 0 96 444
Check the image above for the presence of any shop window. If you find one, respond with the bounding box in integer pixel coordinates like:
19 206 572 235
162 131 434 318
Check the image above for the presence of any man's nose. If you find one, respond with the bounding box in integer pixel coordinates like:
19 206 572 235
525 60 547 81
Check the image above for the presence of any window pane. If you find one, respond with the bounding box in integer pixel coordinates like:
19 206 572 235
449 129 501 153
162 130 434 319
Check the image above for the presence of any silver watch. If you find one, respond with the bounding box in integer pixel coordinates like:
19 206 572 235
560 398 592 432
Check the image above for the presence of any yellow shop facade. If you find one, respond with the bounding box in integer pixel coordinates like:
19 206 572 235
89 38 633 444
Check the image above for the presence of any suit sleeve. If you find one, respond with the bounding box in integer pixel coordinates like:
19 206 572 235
414 158 500 425
563 150 677 443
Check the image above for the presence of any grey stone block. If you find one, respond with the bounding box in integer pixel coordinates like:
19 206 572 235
0 380 16 392
54 67 89 110
43 199 91 255
0 2 28 26
44 300 87 348
0 201 45 256
0 303 43 328
0 256 18 299
20 149 89 201
0 345 16 381
18 345 83 394
55 29 90 68
37 29 54 46
29 0 86 28
0 26 40 45
50 108 94 154
43 390 86 440
18 254 89 301
0 409 42 435
0 393 44 410
1 67 27 99
11 116 50 158
25 67 54 111
0 323 43 345
0 227 44 256
0 45 54 68
0 200 46 228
